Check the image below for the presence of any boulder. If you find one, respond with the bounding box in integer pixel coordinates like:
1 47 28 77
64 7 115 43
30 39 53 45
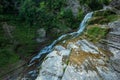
66 0 81 16
37 28 46 38
36 46 71 80
2 22 14 39
36 28 46 42
109 0 120 10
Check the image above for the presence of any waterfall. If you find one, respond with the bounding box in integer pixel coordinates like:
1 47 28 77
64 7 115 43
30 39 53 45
77 12 93 33
29 12 93 65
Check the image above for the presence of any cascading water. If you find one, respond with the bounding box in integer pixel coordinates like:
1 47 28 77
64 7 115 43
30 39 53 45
29 12 93 66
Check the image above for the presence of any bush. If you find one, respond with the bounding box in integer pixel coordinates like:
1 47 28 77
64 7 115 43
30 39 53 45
0 23 19 68
0 48 19 68
88 10 118 24
46 0 67 11
1 0 20 14
19 0 37 25
85 26 109 42
77 9 84 21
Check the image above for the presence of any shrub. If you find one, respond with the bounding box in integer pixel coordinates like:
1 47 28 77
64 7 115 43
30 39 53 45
1 0 20 14
19 0 37 25
85 26 109 42
0 23 19 68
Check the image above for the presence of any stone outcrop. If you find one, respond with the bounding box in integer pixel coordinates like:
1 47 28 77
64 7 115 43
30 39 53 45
109 0 120 10
105 20 120 47
2 22 14 39
34 9 120 80
67 0 81 16
106 0 120 14
36 28 46 43
66 0 91 16
106 20 120 44
106 20 120 79
36 37 119 80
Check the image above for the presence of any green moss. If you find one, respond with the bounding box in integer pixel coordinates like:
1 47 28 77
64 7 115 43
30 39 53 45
85 25 109 42
106 15 120 22
77 9 84 22
93 10 115 17
89 14 120 25
88 10 120 25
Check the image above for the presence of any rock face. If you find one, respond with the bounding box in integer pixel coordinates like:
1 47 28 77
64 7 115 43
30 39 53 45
36 37 119 80
107 20 120 53
2 22 14 39
36 46 70 80
36 28 46 42
67 0 80 16
34 10 120 80
108 0 120 14
106 20 120 79
109 0 120 10
66 0 91 16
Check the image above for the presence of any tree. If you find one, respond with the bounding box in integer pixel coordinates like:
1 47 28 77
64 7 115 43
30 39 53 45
19 0 37 25
0 0 20 14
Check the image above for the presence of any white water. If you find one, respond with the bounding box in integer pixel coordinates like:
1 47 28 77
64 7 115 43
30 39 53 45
29 12 93 65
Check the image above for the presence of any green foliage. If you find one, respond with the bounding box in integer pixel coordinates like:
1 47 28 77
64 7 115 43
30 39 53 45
46 0 67 11
88 10 120 24
0 21 38 69
0 14 20 21
10 22 38 57
19 0 37 25
87 27 106 37
18 0 81 30
57 9 79 29
0 0 20 13
94 10 115 17
85 26 108 42
0 48 19 68
77 9 84 21
0 23 19 68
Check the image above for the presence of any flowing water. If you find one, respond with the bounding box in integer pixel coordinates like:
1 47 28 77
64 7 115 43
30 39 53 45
29 12 93 66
